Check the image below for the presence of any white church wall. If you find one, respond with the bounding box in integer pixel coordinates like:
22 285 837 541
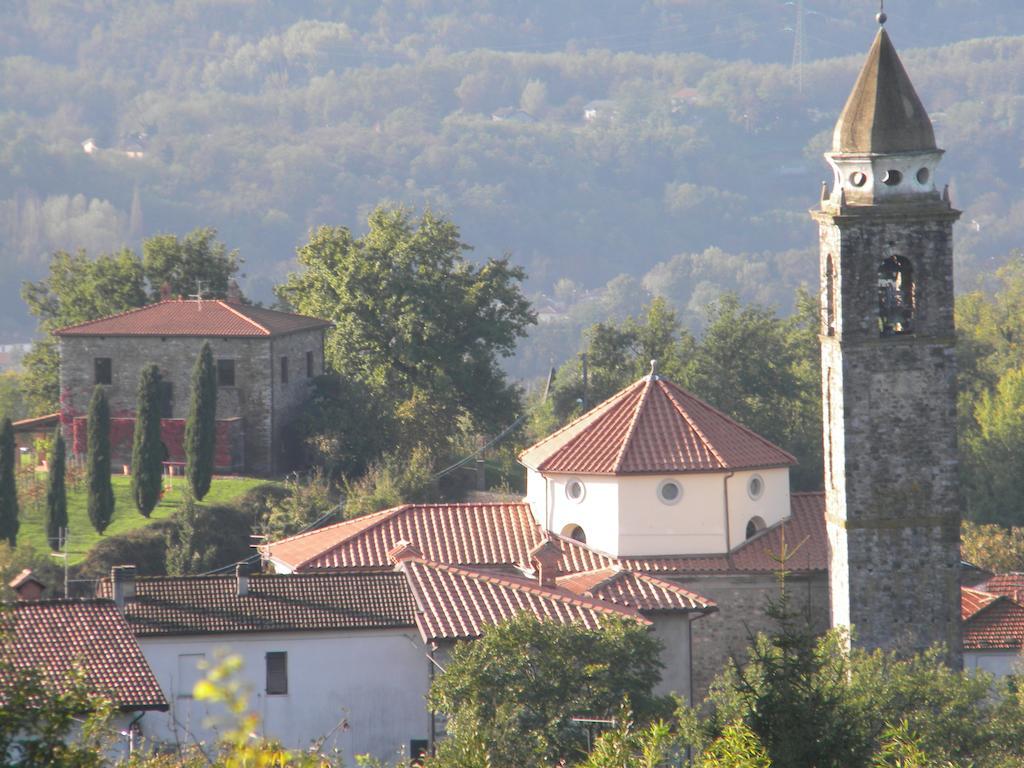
616 474 726 557
726 467 791 551
545 474 622 555
137 628 431 764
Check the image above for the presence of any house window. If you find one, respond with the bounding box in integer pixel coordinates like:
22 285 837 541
878 255 914 336
159 382 173 418
177 653 205 699
748 474 765 500
94 357 112 385
217 359 236 387
561 524 587 544
306 350 314 378
410 740 429 765
266 651 288 695
280 356 289 384
746 517 767 540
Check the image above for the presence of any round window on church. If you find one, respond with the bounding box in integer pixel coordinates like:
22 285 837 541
657 479 683 505
565 479 586 503
850 171 867 187
748 474 765 500
882 169 903 186
916 167 930 185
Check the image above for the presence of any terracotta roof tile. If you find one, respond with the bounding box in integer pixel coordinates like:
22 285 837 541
962 592 1024 651
520 376 796 474
398 558 652 641
264 503 614 574
96 572 416 636
556 568 717 612
0 599 167 710
962 587 999 621
55 299 330 338
976 574 1024 602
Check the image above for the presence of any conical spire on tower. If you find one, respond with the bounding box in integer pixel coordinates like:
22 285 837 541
821 24 947 209
832 28 935 154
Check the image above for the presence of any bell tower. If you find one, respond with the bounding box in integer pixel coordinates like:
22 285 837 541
813 18 962 662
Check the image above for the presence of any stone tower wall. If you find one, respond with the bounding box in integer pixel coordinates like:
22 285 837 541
816 205 962 663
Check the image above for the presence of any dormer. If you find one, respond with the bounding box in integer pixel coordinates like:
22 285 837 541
825 27 944 209
519 372 796 558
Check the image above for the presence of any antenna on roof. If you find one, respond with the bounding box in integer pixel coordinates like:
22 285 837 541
877 0 887 25
188 280 207 311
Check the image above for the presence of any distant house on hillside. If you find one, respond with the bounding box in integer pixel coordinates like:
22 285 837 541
55 297 331 476
962 574 1024 677
582 99 617 123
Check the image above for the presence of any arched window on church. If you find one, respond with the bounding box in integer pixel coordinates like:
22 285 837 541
825 254 836 336
745 517 766 540
878 255 914 336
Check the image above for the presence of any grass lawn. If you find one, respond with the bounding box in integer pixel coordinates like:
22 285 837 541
16 473 270 565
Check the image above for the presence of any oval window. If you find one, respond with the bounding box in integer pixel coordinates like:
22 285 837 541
657 479 683 505
748 474 765 500
916 167 930 185
882 169 903 186
849 171 868 187
565 479 585 503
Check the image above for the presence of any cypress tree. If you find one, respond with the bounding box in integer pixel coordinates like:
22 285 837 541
87 386 115 534
45 426 67 551
131 364 164 517
0 417 18 547
185 342 217 500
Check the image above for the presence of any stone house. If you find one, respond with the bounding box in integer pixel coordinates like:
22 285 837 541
55 298 330 476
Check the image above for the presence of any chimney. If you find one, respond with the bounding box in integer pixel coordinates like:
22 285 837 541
529 539 562 589
111 565 137 608
226 280 242 304
236 562 250 596
9 569 45 601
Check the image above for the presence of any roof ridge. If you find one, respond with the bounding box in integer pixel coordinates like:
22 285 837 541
660 379 798 467
612 378 654 473
295 505 410 570
216 300 271 335
264 506 399 551
523 379 645 468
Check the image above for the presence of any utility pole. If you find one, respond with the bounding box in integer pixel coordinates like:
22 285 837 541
791 0 806 95
580 353 589 410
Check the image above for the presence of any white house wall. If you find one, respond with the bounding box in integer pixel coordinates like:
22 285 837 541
546 474 622 555
616 474 725 556
964 650 1022 678
137 629 431 764
725 468 791 551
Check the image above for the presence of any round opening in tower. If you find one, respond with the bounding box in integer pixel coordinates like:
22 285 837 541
747 474 765 500
849 171 868 187
916 167 930 185
882 169 903 186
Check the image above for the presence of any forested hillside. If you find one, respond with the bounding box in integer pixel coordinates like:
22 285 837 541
2 1 1024 379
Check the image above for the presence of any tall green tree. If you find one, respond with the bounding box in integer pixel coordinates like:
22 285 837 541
142 228 240 301
21 248 146 415
277 207 535 457
44 427 66 551
0 418 17 547
131 365 164 517
86 386 114 535
185 342 217 500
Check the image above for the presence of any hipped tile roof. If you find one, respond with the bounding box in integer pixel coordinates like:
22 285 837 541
55 299 330 338
0 599 167 710
519 376 796 475
263 495 827 577
397 557 653 641
263 503 613 574
97 572 416 636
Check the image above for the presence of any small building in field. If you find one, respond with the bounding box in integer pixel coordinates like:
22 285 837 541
55 298 331 476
